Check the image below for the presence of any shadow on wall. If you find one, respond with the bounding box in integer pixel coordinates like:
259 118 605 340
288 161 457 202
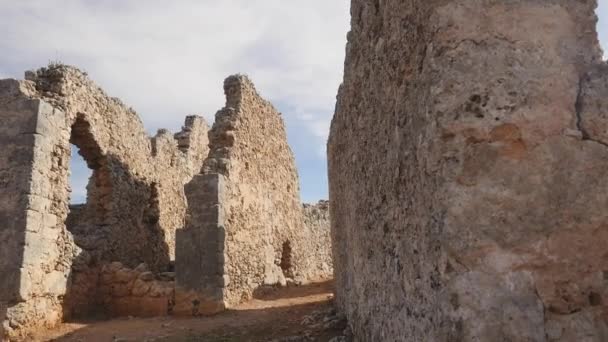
62 154 171 319
280 240 293 278
61 114 172 319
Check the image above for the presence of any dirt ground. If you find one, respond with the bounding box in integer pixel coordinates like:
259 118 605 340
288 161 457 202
33 280 347 342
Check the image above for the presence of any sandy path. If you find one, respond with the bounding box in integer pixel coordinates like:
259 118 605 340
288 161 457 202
34 281 344 342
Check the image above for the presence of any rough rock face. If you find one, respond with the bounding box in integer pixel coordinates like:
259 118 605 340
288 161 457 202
0 65 208 340
175 76 328 314
302 201 333 279
98 262 174 318
329 1 608 341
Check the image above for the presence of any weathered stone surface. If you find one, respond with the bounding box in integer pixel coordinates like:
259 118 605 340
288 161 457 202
177 75 331 313
1 65 334 339
0 65 208 340
175 173 227 315
302 201 333 279
98 262 173 317
329 1 608 341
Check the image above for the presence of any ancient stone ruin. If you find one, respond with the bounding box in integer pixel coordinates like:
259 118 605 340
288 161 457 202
0 65 332 340
329 0 608 341
174 76 332 314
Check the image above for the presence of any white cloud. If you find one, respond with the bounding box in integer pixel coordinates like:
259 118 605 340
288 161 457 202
0 0 350 201
0 0 349 136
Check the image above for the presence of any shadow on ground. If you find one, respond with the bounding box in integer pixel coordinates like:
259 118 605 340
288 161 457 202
36 280 345 342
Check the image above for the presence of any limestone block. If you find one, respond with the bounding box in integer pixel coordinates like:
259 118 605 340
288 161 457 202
44 271 69 297
131 279 151 297
106 297 170 318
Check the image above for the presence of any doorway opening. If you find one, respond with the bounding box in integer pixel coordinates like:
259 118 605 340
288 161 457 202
598 2 608 60
280 240 293 278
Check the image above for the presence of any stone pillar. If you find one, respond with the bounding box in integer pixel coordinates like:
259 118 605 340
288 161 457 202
174 173 227 315
0 80 34 337
329 1 606 341
0 79 73 339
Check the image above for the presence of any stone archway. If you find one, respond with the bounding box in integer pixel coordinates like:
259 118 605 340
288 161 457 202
66 114 111 248
62 113 114 317
1 65 210 339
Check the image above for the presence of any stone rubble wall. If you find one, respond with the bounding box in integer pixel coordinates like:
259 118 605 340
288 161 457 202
174 173 228 316
329 0 608 341
0 65 208 340
23 65 209 271
99 262 174 318
1 64 333 339
65 261 174 319
177 75 329 313
302 201 333 280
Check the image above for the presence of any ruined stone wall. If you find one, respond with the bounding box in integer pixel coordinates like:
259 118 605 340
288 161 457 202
329 0 608 341
24 66 209 271
177 75 320 313
0 65 208 340
0 78 76 340
302 201 332 279
206 76 322 303
99 262 174 318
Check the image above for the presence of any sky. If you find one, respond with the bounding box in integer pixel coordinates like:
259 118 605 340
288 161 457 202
1 1 607 204
0 0 350 204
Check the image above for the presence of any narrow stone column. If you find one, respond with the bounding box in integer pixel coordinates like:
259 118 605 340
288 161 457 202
0 80 72 340
174 173 227 316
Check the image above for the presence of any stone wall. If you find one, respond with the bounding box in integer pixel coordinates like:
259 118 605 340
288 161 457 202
0 78 75 340
0 65 334 339
302 201 332 280
329 0 608 341
176 75 328 314
0 65 208 340
99 262 174 318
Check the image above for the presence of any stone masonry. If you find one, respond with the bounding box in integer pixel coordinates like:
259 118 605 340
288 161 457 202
329 0 608 341
175 76 330 314
0 65 333 340
302 201 332 280
0 65 208 340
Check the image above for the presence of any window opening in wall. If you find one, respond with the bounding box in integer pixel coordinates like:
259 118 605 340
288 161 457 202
66 115 111 236
69 144 92 205
598 2 608 60
280 240 293 278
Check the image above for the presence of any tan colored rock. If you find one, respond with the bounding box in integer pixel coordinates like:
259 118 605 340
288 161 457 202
131 279 151 297
0 65 208 339
329 0 608 341
98 262 174 317
0 65 333 338
138 272 155 282
113 269 137 284
302 201 333 279
176 75 331 313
